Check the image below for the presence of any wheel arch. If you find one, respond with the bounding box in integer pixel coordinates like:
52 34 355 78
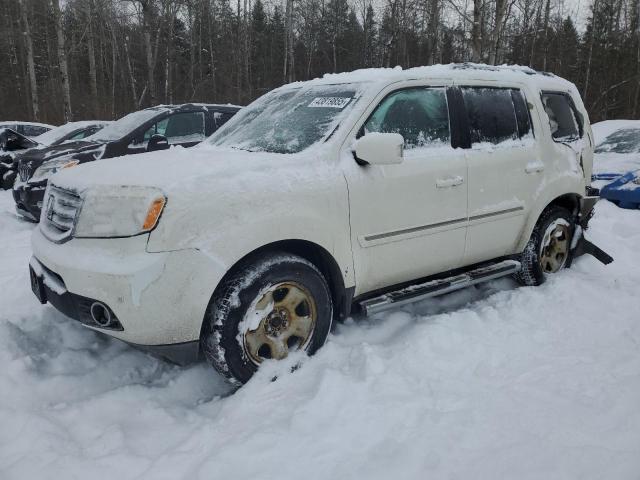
200 239 352 340
517 192 582 252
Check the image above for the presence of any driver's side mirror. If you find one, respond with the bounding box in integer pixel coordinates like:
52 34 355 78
147 134 169 152
353 133 404 166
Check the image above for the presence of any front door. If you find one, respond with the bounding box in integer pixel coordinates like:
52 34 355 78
128 111 207 154
343 86 468 295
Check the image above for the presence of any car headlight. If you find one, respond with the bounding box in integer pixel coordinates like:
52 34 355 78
31 157 79 182
74 186 166 238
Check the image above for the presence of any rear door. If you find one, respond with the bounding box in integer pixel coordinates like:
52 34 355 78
457 85 542 264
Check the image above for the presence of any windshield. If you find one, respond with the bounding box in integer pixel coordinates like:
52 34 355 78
595 128 640 154
209 84 362 153
87 109 163 142
33 122 84 146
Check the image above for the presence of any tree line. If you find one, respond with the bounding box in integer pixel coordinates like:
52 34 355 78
1 0 638 125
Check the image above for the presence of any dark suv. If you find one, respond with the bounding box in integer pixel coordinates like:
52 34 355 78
14 103 240 221
1 121 110 190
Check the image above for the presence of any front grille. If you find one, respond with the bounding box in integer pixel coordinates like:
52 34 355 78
40 184 82 242
18 163 32 182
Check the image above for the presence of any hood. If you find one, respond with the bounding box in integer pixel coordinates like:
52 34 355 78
17 140 106 171
50 145 316 195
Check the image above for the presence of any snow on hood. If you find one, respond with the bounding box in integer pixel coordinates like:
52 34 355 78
592 120 640 175
592 119 640 144
50 144 316 195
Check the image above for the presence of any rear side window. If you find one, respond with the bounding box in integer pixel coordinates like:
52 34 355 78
214 112 235 130
364 87 451 150
461 87 518 145
69 127 99 141
541 92 581 142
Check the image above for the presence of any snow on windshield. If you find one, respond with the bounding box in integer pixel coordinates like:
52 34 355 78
86 109 162 142
595 128 640 154
209 84 362 154
32 122 91 146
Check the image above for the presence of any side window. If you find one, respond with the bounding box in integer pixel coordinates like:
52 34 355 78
69 127 98 140
541 92 581 141
214 112 235 130
461 87 518 145
364 88 451 149
163 112 205 143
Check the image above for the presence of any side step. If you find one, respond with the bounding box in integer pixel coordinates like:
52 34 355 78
358 260 521 316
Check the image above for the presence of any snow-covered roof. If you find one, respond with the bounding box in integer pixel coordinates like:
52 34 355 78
0 121 56 129
145 103 242 111
279 63 577 93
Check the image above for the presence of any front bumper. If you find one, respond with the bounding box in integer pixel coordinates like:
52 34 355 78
13 180 46 221
31 227 227 363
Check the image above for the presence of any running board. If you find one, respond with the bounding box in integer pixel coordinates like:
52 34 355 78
358 260 521 316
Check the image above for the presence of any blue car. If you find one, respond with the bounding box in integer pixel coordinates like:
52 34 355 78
592 123 640 209
594 170 640 209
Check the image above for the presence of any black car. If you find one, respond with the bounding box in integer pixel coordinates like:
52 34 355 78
13 104 240 221
0 121 55 137
1 121 109 190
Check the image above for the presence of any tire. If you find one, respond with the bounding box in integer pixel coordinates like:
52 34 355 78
515 206 575 286
201 253 333 384
1 169 16 190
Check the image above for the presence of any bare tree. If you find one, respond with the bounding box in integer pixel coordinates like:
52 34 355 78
51 0 73 122
86 0 99 116
19 0 39 121
471 0 482 61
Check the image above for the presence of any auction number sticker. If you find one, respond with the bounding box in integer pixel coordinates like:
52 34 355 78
308 97 352 108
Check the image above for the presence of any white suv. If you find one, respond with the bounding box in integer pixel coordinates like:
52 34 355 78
29 64 609 384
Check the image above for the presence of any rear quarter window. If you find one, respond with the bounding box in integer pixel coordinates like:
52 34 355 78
541 92 582 142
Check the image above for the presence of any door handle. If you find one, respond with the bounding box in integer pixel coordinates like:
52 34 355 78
436 176 464 188
525 162 545 174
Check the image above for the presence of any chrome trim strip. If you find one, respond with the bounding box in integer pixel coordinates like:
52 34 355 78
468 206 524 222
364 217 467 242
363 206 524 243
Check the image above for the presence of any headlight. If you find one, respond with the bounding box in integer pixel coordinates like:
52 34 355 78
31 158 79 182
74 186 166 238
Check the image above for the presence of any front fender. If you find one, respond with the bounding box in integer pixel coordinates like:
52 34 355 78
146 172 354 292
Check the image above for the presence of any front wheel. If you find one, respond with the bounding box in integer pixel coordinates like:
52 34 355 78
201 253 333 384
515 206 575 286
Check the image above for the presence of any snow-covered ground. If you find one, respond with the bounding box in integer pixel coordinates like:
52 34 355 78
1 185 640 479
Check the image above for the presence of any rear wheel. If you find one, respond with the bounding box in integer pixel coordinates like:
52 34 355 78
515 206 574 286
201 253 333 384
